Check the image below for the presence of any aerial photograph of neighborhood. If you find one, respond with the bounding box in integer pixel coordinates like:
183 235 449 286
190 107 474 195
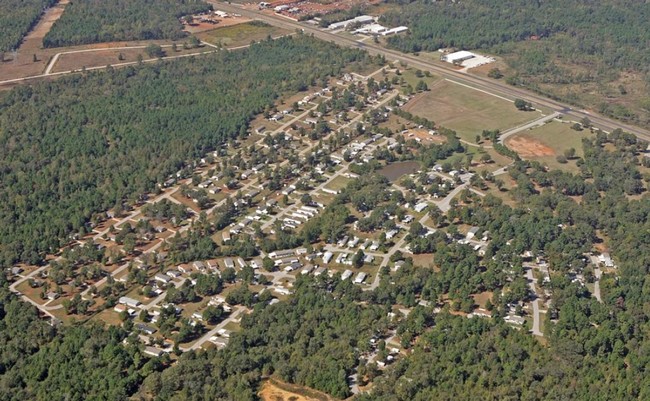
0 0 649 400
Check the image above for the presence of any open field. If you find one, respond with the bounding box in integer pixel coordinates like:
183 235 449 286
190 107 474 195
324 175 351 192
259 379 336 401
402 80 543 142
399 68 441 89
410 253 436 269
402 128 447 145
505 121 592 172
183 16 252 34
49 45 213 73
197 22 290 48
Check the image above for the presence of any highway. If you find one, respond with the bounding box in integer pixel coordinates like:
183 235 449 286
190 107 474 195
210 1 650 142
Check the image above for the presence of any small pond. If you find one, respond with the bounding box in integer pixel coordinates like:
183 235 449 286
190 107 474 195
378 161 421 182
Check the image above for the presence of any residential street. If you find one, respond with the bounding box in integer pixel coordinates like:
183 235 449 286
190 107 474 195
526 268 543 337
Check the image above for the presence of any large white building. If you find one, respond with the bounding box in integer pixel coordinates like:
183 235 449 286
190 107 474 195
328 15 375 30
441 50 476 64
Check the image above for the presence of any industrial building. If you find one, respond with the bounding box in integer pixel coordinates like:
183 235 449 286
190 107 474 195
328 15 375 30
441 50 476 64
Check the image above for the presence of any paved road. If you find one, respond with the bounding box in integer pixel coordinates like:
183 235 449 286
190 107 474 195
593 267 602 303
8 265 56 319
498 112 562 144
183 306 245 351
526 269 543 337
0 35 291 87
436 183 468 213
211 2 650 142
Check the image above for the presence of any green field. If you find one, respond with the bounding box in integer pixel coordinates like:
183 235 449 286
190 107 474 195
506 121 592 172
324 175 352 192
402 80 541 142
197 22 289 48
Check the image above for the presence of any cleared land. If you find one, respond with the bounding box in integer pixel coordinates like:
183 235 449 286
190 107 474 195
197 22 290 47
402 80 542 142
505 121 592 171
0 0 68 81
259 380 336 401
183 16 252 34
49 45 213 73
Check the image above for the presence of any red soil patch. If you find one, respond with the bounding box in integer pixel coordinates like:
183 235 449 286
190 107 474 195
505 135 555 158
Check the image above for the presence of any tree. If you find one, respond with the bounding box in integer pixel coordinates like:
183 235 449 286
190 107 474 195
188 35 201 48
415 80 428 92
300 193 313 205
564 148 576 159
202 305 225 324
514 99 532 111
145 44 165 58
487 68 503 79
353 249 365 268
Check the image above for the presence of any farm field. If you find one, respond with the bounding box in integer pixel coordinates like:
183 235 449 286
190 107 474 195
402 80 542 142
197 22 290 48
505 121 592 172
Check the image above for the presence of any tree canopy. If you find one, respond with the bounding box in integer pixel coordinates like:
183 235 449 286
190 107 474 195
43 0 211 47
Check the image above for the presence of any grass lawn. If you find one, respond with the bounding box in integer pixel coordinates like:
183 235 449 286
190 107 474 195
505 121 592 173
197 22 290 48
324 175 351 192
399 68 442 89
402 80 542 142
410 253 436 269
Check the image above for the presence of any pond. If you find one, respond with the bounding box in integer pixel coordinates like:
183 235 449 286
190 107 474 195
378 161 421 182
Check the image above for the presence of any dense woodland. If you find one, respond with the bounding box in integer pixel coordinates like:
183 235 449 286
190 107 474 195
43 0 211 47
382 0 650 124
0 282 157 400
0 35 374 267
0 0 56 52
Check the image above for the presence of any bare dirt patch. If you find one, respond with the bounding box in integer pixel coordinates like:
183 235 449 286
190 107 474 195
0 0 69 80
402 128 447 145
259 380 336 401
183 16 252 34
505 135 555 158
472 291 493 309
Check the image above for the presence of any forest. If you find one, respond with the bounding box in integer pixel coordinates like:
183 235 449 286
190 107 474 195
0 281 157 401
0 0 56 52
0 35 374 267
43 0 211 47
381 0 650 125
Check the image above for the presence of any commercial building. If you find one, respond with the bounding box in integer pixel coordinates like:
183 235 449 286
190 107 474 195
441 50 476 64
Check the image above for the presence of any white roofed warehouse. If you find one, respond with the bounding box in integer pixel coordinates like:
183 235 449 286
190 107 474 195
441 50 476 64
